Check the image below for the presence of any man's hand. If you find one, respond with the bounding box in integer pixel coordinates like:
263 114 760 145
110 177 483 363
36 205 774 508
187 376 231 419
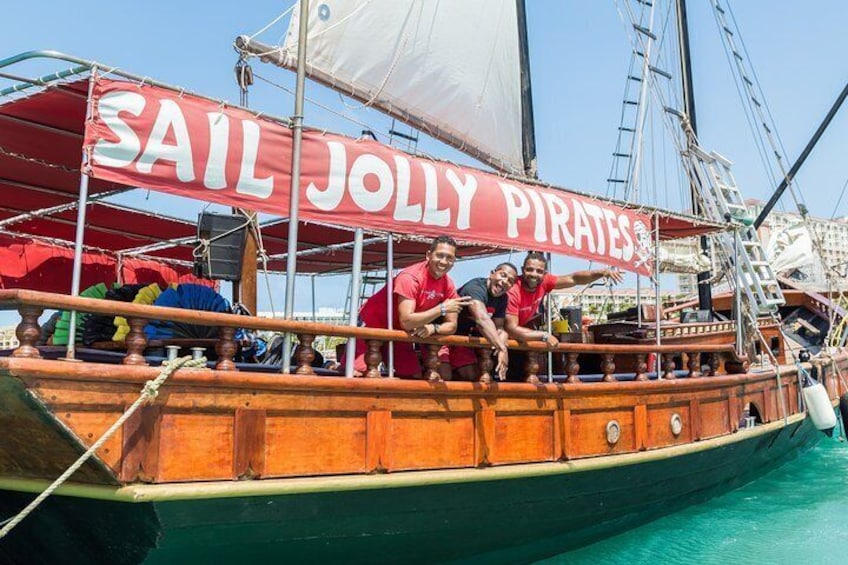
411 324 435 338
495 348 508 381
603 268 624 285
544 333 559 349
441 296 473 314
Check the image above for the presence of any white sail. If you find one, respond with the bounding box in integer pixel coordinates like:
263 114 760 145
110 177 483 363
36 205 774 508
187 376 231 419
280 0 531 175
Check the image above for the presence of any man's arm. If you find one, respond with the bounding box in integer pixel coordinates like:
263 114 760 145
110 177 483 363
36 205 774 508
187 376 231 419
552 268 623 290
397 296 471 331
468 300 508 354
505 313 559 346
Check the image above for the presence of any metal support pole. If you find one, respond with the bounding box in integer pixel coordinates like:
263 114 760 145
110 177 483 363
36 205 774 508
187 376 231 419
65 66 99 360
734 230 744 357
281 0 310 370
654 214 662 378
387 234 395 378
344 229 365 378
546 252 553 383
310 274 317 322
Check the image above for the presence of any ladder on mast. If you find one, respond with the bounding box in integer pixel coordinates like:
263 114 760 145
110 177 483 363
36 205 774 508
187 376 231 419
686 146 785 317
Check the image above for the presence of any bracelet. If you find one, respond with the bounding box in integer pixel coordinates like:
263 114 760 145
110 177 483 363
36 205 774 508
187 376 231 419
440 303 447 317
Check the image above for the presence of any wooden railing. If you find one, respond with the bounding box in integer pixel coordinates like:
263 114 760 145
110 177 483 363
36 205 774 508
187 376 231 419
0 289 747 382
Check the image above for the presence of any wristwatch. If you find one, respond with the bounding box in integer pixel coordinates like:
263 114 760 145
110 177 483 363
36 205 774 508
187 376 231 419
432 323 441 335
540 331 550 341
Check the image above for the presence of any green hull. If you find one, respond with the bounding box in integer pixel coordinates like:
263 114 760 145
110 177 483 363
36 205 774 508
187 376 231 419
0 415 819 564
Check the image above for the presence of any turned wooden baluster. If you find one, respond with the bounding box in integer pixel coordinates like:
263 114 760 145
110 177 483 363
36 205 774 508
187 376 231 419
424 343 442 381
13 305 43 359
524 350 541 384
295 333 316 375
705 352 720 376
601 353 616 382
662 355 676 379
123 317 148 366
364 339 383 378
477 347 494 383
686 352 701 378
634 353 649 381
215 326 237 371
565 352 580 384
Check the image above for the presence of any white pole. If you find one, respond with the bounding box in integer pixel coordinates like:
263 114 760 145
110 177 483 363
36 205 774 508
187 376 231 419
655 214 662 378
387 234 395 377
281 0 310 371
344 228 364 378
735 230 744 357
66 66 99 360
546 252 553 383
310 274 317 322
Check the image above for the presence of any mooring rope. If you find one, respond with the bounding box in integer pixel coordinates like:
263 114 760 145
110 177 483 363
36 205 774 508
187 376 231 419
0 355 207 539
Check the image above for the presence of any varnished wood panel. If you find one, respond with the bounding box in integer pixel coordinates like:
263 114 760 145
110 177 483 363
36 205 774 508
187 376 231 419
493 413 555 464
366 410 392 472
569 409 635 457
60 409 124 473
389 413 474 470
234 408 266 479
265 413 367 477
699 400 729 438
475 408 496 466
120 404 161 483
158 412 233 482
647 404 691 448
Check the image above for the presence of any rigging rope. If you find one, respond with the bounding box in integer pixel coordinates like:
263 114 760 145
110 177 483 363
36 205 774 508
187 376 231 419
0 355 207 539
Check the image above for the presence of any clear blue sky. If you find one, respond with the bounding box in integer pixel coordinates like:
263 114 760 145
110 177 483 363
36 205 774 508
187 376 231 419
3 1 848 316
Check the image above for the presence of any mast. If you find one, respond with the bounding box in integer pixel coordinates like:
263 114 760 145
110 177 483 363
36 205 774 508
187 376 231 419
676 0 713 315
516 0 537 178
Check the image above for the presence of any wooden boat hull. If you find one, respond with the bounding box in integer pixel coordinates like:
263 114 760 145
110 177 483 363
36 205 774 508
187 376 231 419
0 412 823 564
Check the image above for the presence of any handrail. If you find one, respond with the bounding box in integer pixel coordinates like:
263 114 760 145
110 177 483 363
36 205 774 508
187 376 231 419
0 289 740 357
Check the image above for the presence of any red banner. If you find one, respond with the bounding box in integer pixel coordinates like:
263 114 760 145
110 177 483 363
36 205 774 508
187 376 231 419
84 79 655 275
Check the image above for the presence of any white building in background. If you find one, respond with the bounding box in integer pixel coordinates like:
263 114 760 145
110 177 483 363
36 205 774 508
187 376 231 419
0 326 19 350
676 200 848 297
553 287 677 322
258 308 348 325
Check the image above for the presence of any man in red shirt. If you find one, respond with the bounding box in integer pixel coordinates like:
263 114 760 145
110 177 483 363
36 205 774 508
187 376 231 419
353 235 471 379
505 251 623 382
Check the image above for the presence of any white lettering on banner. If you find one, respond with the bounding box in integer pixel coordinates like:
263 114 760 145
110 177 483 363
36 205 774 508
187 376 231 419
584 203 606 254
306 141 346 210
236 121 273 199
421 163 450 227
350 154 394 211
92 91 145 168
604 208 622 259
204 113 229 190
136 99 195 182
572 200 593 252
393 156 421 222
499 182 531 238
444 169 477 230
526 189 547 242
542 192 574 246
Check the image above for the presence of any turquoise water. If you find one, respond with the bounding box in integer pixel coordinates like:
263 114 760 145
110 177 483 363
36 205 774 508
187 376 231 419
541 438 848 564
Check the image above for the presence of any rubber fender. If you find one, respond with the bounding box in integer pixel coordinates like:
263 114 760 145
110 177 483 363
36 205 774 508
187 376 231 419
803 382 837 433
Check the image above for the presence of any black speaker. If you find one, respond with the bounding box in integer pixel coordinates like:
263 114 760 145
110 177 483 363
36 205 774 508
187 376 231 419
193 212 247 281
